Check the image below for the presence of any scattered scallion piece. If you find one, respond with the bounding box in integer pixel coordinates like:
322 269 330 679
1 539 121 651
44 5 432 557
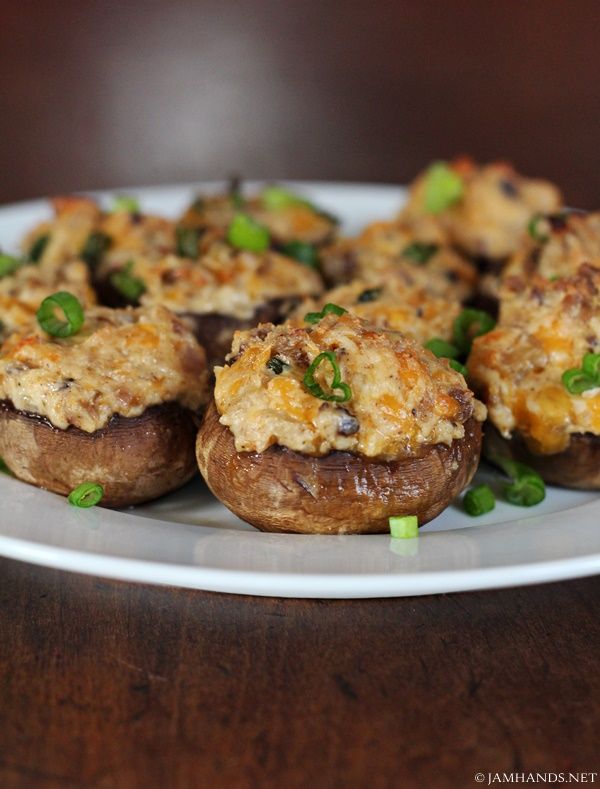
389 515 419 539
452 308 496 355
527 214 550 243
36 291 85 338
0 253 21 278
68 482 104 508
176 226 201 258
262 185 308 210
425 337 459 360
228 175 244 209
227 213 270 253
304 302 348 325
562 352 600 394
402 242 439 264
303 350 352 403
449 359 468 377
423 162 464 214
0 457 12 475
463 484 495 516
28 234 50 263
112 195 140 213
266 356 287 374
357 287 382 303
81 231 111 268
492 457 546 507
280 240 319 268
109 262 146 302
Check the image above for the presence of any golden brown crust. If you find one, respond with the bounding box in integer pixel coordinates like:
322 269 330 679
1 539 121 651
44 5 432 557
484 422 600 490
0 401 199 507
196 400 482 534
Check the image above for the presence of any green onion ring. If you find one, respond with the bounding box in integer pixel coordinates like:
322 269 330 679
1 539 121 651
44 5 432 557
36 291 85 338
68 482 104 508
303 350 352 403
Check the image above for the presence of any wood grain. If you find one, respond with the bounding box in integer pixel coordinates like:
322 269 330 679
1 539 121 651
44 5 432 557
0 557 598 788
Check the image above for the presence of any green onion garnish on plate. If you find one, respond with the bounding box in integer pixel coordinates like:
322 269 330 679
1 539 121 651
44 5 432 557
111 195 140 213
280 241 319 268
463 484 495 516
389 515 419 539
304 303 348 325
423 162 464 214
109 262 146 302
452 308 496 355
28 234 50 263
68 482 104 508
0 253 21 278
402 242 439 264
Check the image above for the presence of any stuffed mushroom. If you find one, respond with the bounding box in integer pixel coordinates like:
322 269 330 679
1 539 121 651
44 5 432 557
197 312 486 533
468 264 600 489
0 299 209 506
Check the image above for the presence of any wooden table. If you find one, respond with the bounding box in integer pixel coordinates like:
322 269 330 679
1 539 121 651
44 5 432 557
1 558 598 788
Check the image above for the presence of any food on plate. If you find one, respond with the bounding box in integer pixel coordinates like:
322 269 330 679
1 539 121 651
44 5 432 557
468 264 600 489
291 271 462 345
502 210 600 282
0 298 209 506
196 311 486 533
319 220 476 300
179 182 338 249
0 256 96 342
103 230 324 367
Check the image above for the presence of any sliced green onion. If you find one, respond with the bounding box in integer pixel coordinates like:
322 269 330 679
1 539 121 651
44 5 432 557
357 287 382 303
402 242 439 264
463 484 495 516
389 515 419 539
304 302 348 325
112 195 140 213
562 368 597 394
176 226 201 258
0 253 21 278
36 291 85 338
68 482 104 508
452 308 496 355
262 185 307 210
303 350 352 403
266 356 287 374
28 234 50 263
227 213 270 253
527 214 549 243
81 231 111 268
425 337 459 359
492 457 546 507
109 262 146 302
423 162 464 214
0 457 12 475
280 241 319 268
449 359 468 377
581 352 600 380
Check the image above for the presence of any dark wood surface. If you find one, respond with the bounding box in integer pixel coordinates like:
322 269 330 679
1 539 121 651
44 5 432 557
1 557 599 789
2 2 600 787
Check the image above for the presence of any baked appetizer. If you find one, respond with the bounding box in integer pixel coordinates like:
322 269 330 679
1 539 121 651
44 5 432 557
292 271 462 346
179 182 338 250
320 220 477 301
0 298 209 506
197 311 486 533
468 264 600 489
101 222 324 367
503 210 600 282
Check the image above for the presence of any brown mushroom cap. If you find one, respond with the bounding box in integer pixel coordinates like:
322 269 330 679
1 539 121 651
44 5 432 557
0 401 200 507
196 400 482 534
484 423 600 490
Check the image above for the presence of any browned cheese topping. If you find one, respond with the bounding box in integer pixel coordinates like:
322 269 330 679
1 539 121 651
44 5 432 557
399 158 562 259
468 264 600 454
215 312 485 459
291 273 461 345
0 305 209 433
320 220 476 301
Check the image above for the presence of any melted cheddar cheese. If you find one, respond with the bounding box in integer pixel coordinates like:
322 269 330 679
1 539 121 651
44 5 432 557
291 274 461 345
215 313 485 459
468 264 600 454
0 305 209 433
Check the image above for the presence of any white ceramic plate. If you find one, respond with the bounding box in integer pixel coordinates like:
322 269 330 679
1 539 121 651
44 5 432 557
1 182 599 598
